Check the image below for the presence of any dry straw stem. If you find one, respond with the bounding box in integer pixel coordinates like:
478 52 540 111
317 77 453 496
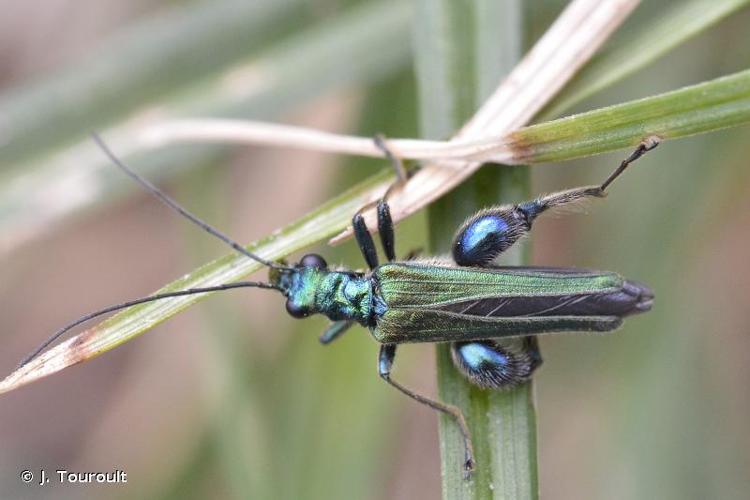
140 0 642 244
0 0 639 395
334 0 640 242
139 119 518 164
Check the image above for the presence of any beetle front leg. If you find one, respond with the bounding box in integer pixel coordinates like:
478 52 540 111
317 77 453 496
378 344 476 479
354 135 415 265
452 138 660 267
353 210 380 271
373 135 412 263
319 320 354 345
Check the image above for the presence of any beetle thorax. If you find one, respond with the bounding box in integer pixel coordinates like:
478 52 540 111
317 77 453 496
275 267 373 324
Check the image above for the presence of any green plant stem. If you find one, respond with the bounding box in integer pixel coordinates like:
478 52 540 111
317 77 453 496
414 1 537 498
509 69 750 163
541 0 750 119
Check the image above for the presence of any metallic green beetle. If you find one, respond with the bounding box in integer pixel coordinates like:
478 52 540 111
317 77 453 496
21 136 657 477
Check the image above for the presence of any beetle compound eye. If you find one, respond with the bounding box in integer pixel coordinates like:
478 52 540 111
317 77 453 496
450 341 538 389
299 253 328 269
452 209 529 266
285 299 310 319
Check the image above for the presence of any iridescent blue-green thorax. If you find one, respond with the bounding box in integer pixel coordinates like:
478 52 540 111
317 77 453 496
273 266 380 325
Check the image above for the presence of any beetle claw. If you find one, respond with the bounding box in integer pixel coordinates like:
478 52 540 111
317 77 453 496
463 456 476 480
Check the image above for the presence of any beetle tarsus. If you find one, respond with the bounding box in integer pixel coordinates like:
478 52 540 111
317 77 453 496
374 133 408 183
464 456 476 481
600 137 660 191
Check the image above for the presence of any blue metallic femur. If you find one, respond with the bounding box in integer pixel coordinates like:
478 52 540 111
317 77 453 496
450 340 538 389
452 206 533 266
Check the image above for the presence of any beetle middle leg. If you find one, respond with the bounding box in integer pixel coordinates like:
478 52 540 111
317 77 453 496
452 137 660 267
378 344 475 478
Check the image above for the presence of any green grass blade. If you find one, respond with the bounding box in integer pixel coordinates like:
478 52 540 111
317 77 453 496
542 0 750 118
0 170 393 394
508 69 750 163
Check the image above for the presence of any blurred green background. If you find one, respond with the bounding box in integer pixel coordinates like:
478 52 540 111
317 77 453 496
0 1 748 499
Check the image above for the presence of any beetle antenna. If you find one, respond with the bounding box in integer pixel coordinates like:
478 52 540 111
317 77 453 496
17 280 282 369
91 133 291 271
